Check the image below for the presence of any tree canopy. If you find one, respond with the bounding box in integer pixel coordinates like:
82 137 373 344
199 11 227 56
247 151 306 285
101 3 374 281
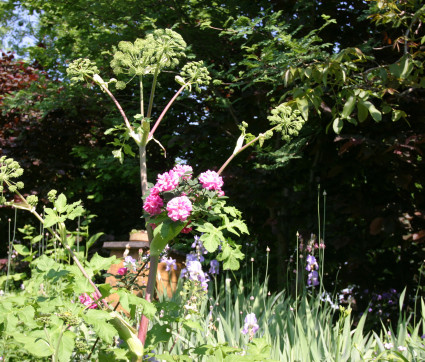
1 0 425 296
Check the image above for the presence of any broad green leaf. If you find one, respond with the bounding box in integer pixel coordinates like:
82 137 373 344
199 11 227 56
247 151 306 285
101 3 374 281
198 222 224 252
341 95 356 119
150 219 184 256
112 148 124 164
44 214 59 228
182 319 203 332
127 293 157 319
55 193 68 213
73 277 95 295
217 243 244 270
247 338 272 358
357 100 369 123
58 330 76 362
98 283 113 298
98 348 130 361
0 272 26 289
13 244 30 256
363 101 382 122
332 118 343 134
31 234 43 244
17 305 38 329
13 333 53 357
389 55 413 80
67 205 84 220
116 288 131 312
145 324 172 346
83 309 115 343
296 97 309 121
392 109 406 122
34 254 60 271
89 253 117 274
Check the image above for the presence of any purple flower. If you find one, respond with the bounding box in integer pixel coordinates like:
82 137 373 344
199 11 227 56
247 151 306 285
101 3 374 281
161 256 177 271
186 253 199 262
191 235 208 261
209 259 220 275
124 256 137 271
306 255 318 271
181 260 209 290
241 313 259 335
307 270 319 287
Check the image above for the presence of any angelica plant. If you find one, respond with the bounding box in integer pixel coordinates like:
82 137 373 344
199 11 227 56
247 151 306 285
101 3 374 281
67 28 306 350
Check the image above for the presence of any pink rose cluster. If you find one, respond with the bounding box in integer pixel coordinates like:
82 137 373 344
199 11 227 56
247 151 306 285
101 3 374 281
143 165 193 216
79 292 99 309
143 166 225 225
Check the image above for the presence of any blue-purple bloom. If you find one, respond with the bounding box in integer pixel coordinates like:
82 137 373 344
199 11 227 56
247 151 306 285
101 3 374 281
191 235 208 262
241 313 259 335
186 253 199 262
161 256 177 271
181 259 209 290
306 255 318 271
209 259 220 275
305 254 319 287
307 270 319 286
124 256 137 271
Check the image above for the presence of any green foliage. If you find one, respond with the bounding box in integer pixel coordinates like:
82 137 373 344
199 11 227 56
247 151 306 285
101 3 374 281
110 29 187 81
267 104 305 143
43 193 84 228
177 61 211 92
66 58 99 83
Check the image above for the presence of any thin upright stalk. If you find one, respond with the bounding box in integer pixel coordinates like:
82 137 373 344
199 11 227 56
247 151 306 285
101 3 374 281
138 254 159 344
5 211 16 294
139 75 144 118
295 231 299 320
148 84 187 140
98 83 133 133
146 63 161 119
139 146 148 199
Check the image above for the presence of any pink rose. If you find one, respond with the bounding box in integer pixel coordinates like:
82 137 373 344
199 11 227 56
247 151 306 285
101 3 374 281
155 170 180 192
143 193 164 215
166 196 193 222
172 165 193 180
199 170 224 191
117 267 128 275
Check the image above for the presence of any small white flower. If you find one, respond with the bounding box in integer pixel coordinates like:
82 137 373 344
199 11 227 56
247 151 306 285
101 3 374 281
398 346 407 351
384 342 393 350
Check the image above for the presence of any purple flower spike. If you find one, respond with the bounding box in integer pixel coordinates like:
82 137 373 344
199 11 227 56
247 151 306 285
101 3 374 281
307 270 319 287
161 256 177 271
209 259 220 275
241 313 259 335
124 256 137 271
